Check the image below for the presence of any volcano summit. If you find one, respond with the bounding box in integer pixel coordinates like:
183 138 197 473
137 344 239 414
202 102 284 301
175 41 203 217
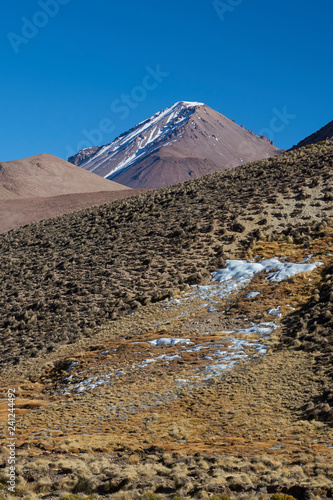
69 101 282 188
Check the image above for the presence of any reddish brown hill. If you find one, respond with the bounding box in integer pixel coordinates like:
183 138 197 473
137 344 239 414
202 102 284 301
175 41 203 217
0 153 128 200
0 153 139 233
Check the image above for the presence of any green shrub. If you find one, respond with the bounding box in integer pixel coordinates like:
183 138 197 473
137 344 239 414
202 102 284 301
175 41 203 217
137 494 162 500
210 496 235 500
269 495 297 500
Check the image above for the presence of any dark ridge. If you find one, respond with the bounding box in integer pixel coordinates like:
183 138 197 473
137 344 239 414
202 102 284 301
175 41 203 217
291 121 333 150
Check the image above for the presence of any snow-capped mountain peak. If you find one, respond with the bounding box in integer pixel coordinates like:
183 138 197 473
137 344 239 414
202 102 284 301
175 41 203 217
72 101 205 180
68 101 282 189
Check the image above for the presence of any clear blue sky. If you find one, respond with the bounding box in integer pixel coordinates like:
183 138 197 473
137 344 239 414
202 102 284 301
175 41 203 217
1 0 332 161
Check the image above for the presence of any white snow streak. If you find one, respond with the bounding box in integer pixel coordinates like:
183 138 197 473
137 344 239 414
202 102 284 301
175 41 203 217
79 101 205 178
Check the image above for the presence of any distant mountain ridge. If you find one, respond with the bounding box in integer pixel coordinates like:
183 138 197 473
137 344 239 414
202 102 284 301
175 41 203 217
0 153 128 199
0 153 139 233
292 119 333 149
68 101 282 189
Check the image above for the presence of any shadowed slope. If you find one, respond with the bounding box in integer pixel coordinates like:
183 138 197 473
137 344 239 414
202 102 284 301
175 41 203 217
291 120 333 149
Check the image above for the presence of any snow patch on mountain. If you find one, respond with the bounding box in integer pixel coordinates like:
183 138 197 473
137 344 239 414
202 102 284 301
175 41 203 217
76 101 205 179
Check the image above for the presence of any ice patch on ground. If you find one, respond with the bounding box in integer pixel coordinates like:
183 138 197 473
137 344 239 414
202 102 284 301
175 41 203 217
140 354 182 366
60 321 278 394
169 257 323 312
178 322 278 380
212 258 323 285
267 307 282 318
301 254 314 263
61 255 323 395
65 361 79 372
202 323 278 379
146 338 193 346
246 291 261 298
61 374 113 394
224 322 278 335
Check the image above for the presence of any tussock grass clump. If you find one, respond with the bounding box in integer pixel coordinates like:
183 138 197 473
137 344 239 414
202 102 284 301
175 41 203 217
281 262 333 425
137 494 163 500
269 495 297 500
3 446 332 499
210 495 236 500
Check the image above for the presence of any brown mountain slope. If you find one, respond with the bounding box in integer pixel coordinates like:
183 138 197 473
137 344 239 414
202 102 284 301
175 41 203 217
291 119 333 149
70 102 282 188
0 153 128 199
0 185 20 200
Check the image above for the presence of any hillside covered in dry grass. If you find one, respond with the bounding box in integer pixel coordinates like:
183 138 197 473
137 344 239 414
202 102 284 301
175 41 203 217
1 142 333 368
1 141 333 499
